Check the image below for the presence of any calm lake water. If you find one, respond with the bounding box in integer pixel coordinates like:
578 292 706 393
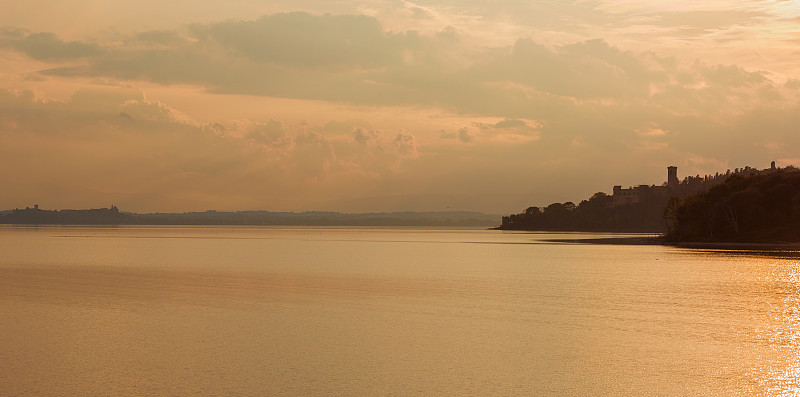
1 225 799 396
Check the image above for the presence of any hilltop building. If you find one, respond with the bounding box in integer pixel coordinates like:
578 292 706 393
611 184 666 207
668 166 679 187
608 162 782 208
609 167 674 207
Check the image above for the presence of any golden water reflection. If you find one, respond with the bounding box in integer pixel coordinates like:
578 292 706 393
3 226 800 395
764 260 800 396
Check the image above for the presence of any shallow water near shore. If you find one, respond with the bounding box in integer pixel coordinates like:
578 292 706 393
1 225 799 396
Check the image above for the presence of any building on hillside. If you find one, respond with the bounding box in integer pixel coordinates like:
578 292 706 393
609 167 674 207
609 162 781 208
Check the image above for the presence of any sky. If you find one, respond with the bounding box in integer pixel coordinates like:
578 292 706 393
2 0 800 213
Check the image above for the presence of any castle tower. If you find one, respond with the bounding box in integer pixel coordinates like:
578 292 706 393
667 166 679 187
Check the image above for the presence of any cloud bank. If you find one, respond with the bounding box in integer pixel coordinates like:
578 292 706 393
2 10 800 212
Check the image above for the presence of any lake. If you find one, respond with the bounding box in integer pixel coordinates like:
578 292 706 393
1 225 798 396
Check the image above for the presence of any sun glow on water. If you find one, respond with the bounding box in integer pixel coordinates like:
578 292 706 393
763 260 800 396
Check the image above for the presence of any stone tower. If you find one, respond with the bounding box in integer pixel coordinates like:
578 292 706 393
667 166 679 187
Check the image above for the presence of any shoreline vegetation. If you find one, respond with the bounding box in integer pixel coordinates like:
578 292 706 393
497 165 783 234
500 163 800 248
664 169 800 244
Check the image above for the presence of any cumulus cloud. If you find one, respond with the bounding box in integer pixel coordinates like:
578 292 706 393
353 127 380 145
118 97 196 125
246 119 288 146
393 132 419 159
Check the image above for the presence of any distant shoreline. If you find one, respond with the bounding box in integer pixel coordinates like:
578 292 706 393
0 207 502 227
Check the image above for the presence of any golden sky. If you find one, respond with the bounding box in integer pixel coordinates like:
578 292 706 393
2 0 800 213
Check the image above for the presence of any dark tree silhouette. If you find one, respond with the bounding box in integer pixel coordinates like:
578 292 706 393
666 170 800 242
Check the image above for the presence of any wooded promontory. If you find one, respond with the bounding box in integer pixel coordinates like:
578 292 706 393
665 169 800 243
499 163 794 237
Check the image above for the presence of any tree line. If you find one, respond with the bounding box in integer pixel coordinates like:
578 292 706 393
499 164 796 239
665 169 800 242
500 190 669 232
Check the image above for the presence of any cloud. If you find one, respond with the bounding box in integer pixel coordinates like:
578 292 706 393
3 10 800 212
353 127 380 145
292 130 336 178
246 119 288 146
482 38 656 100
786 79 800 90
393 132 419 159
118 97 196 125
0 88 262 208
0 14 645 108
0 88 412 210
699 63 767 88
404 2 437 20
648 10 767 31
0 28 101 61
635 125 668 137
193 12 409 69
473 119 540 143
317 119 375 136
490 119 528 129
457 127 473 143
134 30 183 46
0 12 785 120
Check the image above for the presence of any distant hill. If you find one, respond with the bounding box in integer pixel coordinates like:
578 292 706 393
0 207 501 227
131 210 500 226
666 169 800 243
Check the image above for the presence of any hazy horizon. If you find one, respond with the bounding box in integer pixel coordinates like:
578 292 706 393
2 204 502 215
2 1 800 213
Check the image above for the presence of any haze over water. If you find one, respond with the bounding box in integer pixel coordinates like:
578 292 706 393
1 226 798 396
